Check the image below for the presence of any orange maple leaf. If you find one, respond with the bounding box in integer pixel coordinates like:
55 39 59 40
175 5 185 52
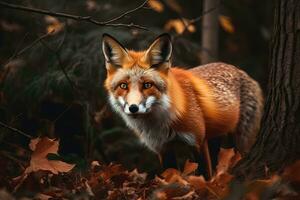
25 137 75 174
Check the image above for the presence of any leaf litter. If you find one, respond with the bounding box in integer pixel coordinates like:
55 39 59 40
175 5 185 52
1 137 300 199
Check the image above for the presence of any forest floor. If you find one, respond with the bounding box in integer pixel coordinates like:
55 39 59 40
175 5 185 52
0 137 299 200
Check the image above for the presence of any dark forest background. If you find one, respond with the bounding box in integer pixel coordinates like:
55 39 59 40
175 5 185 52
0 0 273 181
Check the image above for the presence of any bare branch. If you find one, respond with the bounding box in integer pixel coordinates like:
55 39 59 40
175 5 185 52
0 121 32 139
0 1 149 30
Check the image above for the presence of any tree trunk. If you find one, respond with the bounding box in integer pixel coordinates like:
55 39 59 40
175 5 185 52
200 0 220 64
233 0 300 180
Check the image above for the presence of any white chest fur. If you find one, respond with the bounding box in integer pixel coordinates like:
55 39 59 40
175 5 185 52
109 94 196 152
120 108 175 152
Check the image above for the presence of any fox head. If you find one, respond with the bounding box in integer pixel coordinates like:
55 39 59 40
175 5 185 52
102 33 172 116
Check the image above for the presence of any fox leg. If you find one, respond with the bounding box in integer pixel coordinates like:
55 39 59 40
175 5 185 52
159 141 177 169
202 139 213 179
195 138 212 179
220 133 235 149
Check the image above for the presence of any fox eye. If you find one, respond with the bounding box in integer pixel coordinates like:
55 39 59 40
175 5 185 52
119 83 128 89
143 82 152 89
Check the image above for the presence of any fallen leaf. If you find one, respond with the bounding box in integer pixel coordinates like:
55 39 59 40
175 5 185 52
219 15 235 33
100 163 123 181
186 175 206 191
25 137 75 174
129 169 147 183
230 151 242 168
182 160 198 176
208 173 234 199
161 168 180 182
152 184 191 200
161 168 188 185
215 148 235 176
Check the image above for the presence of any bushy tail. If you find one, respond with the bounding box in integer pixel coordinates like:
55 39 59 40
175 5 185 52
235 72 264 155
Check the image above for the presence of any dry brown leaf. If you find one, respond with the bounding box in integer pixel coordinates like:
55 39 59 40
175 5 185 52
230 151 242 168
154 190 168 200
100 163 123 181
148 0 164 13
219 15 235 33
215 148 235 176
209 173 234 198
153 184 191 200
25 137 75 175
44 16 64 35
161 168 188 185
182 160 198 176
129 169 147 183
164 18 195 34
186 175 206 191
161 168 180 181
169 174 189 185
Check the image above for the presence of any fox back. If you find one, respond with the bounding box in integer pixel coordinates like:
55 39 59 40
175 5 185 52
101 33 263 160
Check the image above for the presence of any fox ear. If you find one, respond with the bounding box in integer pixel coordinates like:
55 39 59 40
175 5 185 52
102 34 131 68
143 33 172 70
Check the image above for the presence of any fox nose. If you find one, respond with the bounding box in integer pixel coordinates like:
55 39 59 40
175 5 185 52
129 104 139 113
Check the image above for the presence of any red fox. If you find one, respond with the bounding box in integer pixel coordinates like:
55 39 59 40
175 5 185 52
101 33 263 178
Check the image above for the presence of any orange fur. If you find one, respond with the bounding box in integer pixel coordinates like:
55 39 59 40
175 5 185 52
105 50 240 143
102 34 263 179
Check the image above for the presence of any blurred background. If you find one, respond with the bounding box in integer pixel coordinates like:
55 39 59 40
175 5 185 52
0 0 273 180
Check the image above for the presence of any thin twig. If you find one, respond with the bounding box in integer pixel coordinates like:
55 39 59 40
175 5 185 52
102 0 149 24
39 38 77 91
180 0 222 35
11 33 50 57
0 1 149 30
52 103 73 123
0 32 29 68
189 4 221 25
1 32 50 68
0 121 32 139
